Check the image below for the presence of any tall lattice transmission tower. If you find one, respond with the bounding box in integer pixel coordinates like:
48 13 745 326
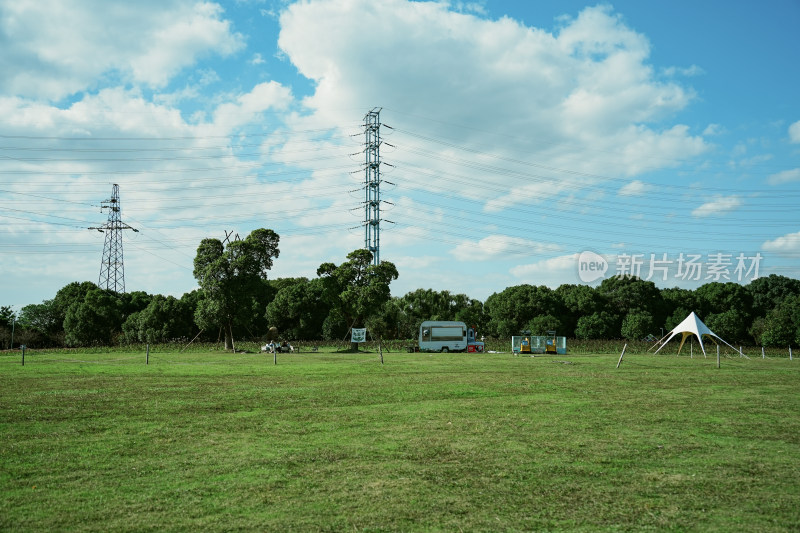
89 183 138 293
364 108 382 265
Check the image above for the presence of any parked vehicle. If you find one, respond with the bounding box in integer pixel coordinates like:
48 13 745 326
418 320 485 353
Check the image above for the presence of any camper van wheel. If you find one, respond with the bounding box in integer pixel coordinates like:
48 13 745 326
441 347 449 353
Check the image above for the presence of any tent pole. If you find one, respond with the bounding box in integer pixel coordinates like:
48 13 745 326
649 331 672 353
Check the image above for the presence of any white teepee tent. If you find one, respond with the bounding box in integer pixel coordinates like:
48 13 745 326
652 311 738 356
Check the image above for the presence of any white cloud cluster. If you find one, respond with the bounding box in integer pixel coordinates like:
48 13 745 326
618 179 648 196
451 235 561 261
510 253 581 286
0 0 244 100
691 195 742 218
789 120 800 143
278 0 706 177
768 168 800 185
763 231 800 256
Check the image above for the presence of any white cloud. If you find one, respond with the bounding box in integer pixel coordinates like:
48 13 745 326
662 65 704 77
768 168 800 185
0 0 244 100
790 120 800 144
211 81 293 131
251 53 266 65
278 0 707 185
762 231 800 256
510 253 582 287
451 235 561 261
691 195 742 217
703 123 724 136
618 179 647 196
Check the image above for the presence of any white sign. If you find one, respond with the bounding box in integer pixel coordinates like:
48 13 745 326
351 328 367 343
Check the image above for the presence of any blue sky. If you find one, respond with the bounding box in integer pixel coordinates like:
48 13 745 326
1 0 799 311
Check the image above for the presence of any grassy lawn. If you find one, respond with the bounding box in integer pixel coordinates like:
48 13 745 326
1 349 799 531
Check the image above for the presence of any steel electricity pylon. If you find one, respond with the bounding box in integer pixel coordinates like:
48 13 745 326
89 183 138 293
364 108 382 265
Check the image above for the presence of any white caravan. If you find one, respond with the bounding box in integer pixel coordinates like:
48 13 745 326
418 321 485 353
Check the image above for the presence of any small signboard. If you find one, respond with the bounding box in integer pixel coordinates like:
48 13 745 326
351 328 367 343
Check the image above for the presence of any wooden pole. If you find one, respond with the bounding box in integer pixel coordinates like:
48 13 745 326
274 348 277 365
790 346 793 361
146 344 150 365
379 338 384 365
21 345 25 366
616 344 627 369
180 330 204 352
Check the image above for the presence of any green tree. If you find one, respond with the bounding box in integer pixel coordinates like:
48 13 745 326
705 309 750 344
193 228 280 350
575 311 617 340
178 290 209 340
366 297 407 340
621 310 654 340
760 294 800 347
0 305 14 326
322 308 349 341
265 278 329 340
316 249 398 351
747 274 800 317
19 301 60 336
0 305 15 348
51 281 98 336
748 316 767 346
526 314 562 336
484 284 562 338
17 300 63 347
122 295 194 343
63 288 123 346
695 282 753 321
555 284 606 336
397 289 486 338
597 276 665 335
454 298 487 338
661 287 698 330
121 291 152 318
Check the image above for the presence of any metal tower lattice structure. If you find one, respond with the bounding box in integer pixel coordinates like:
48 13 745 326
89 183 138 293
364 108 382 265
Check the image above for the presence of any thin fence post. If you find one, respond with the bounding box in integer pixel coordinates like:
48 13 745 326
790 346 793 361
762 346 765 359
717 344 720 369
146 344 150 365
21 345 25 366
274 349 277 365
616 344 627 369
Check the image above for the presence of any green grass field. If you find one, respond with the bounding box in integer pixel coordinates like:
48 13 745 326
1 349 799 531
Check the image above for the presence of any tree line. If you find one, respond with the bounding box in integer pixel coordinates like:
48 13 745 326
2 228 799 348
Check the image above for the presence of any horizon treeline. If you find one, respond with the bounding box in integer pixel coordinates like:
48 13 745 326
3 274 799 349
